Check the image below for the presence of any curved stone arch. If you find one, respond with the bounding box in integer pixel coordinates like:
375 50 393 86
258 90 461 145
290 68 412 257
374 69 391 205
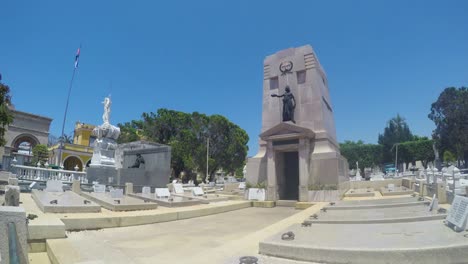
85 159 92 167
63 155 84 171
11 133 40 154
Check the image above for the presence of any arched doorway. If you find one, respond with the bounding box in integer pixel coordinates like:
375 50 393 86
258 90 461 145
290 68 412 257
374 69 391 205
11 134 40 166
63 156 83 171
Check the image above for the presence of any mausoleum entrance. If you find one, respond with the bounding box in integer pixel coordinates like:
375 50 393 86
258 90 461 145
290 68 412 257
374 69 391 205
276 151 299 200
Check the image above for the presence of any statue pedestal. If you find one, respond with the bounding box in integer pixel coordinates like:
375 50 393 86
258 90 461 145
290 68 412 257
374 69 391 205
87 165 117 184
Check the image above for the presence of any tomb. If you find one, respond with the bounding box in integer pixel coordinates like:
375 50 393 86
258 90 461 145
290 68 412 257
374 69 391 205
246 45 348 202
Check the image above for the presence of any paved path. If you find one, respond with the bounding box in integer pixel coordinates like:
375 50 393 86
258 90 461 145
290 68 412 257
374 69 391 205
48 207 300 264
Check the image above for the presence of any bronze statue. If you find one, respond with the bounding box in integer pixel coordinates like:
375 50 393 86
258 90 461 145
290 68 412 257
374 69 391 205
129 153 145 168
271 86 296 123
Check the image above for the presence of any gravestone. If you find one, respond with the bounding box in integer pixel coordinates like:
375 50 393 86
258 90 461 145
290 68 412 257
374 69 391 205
173 183 184 194
45 180 63 192
155 188 171 198
446 196 468 231
192 187 204 196
142 186 151 195
110 188 124 198
4 185 20 206
239 182 246 190
248 188 266 201
125 182 133 194
93 184 106 193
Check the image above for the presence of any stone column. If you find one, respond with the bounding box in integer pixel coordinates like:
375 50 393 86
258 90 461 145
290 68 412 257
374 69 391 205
72 180 81 193
0 207 29 264
436 182 447 203
298 138 310 202
266 141 277 201
125 182 134 194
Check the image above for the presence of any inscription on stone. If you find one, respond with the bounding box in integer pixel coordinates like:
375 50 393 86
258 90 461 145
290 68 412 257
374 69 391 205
173 183 184 194
446 196 468 231
192 187 204 196
93 184 106 193
142 186 151 195
248 188 266 201
155 188 170 198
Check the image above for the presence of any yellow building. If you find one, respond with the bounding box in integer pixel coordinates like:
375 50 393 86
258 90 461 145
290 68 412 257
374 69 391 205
49 122 96 171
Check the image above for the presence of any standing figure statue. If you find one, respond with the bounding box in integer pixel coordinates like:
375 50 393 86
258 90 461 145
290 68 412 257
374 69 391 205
102 97 111 125
271 86 296 123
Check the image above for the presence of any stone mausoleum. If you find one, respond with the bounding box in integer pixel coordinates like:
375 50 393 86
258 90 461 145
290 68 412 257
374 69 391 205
246 45 348 202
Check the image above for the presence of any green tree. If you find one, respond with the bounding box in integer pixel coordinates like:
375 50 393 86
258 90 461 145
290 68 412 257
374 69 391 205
428 87 468 167
339 140 383 171
0 82 13 146
443 150 457 164
378 114 414 163
117 120 143 144
136 109 249 182
398 138 434 169
32 144 49 166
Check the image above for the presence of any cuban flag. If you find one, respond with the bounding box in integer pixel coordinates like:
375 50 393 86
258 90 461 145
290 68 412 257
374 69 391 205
74 47 80 69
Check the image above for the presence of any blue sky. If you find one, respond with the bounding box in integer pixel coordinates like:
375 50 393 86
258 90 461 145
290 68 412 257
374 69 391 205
1 0 467 156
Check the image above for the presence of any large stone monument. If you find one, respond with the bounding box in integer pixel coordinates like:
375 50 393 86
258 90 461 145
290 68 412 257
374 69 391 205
114 141 171 188
87 97 121 183
246 45 348 202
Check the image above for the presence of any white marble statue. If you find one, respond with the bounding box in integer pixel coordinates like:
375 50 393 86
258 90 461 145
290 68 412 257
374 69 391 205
90 96 121 167
102 97 111 125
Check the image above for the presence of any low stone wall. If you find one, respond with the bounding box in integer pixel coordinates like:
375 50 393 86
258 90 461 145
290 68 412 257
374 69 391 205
348 179 402 189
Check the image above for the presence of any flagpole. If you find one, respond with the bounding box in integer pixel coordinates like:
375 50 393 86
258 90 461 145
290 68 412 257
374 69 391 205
58 46 80 167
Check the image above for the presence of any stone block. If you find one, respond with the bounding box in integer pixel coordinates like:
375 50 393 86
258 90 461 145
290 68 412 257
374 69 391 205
295 202 314 210
5 185 20 206
0 206 29 264
252 201 275 208
71 180 81 193
86 165 118 184
8 177 19 186
437 182 447 204
125 182 134 194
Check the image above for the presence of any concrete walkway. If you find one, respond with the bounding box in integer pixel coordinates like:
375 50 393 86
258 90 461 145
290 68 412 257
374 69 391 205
47 207 303 264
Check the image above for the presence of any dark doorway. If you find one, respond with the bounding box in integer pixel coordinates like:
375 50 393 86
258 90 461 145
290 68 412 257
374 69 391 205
280 151 299 200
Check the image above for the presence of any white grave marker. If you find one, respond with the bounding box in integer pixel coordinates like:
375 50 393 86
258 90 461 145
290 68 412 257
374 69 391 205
238 182 246 190
248 188 266 201
93 184 106 193
192 187 204 196
155 188 171 198
142 186 151 195
45 180 63 192
110 188 124 198
173 183 184 194
446 196 468 231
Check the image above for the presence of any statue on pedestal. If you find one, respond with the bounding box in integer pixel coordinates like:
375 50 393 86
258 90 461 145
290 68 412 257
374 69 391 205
90 96 121 167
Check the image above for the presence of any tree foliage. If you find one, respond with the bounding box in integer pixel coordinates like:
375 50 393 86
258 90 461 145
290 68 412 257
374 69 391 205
119 108 249 182
428 87 468 166
398 138 434 169
378 114 413 163
32 144 49 166
339 140 383 171
117 120 143 144
0 82 13 146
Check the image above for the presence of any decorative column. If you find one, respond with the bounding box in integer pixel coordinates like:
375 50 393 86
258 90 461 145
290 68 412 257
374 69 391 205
298 138 310 202
266 141 277 201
